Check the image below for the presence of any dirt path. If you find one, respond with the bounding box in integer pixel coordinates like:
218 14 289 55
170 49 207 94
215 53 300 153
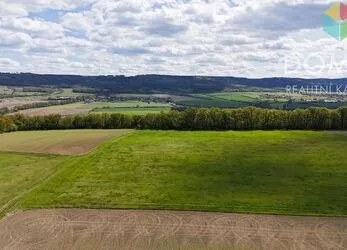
0 209 346 250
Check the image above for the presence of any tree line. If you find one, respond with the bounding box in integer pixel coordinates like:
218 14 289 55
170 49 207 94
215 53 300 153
0 107 347 133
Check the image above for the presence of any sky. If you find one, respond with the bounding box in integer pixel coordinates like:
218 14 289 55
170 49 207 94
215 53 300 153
0 0 346 78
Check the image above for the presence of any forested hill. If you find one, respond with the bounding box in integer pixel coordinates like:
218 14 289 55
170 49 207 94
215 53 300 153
1 73 346 94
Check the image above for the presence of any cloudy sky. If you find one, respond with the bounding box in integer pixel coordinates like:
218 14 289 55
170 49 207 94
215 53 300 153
0 0 346 78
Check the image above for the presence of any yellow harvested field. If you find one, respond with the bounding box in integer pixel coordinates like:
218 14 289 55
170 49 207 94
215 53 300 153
0 130 133 155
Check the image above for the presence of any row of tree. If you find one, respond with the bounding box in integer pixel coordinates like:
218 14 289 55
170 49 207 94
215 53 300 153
0 116 18 132
1 107 347 133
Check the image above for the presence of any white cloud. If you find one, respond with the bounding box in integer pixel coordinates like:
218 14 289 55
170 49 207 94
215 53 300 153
0 18 64 38
0 0 345 77
0 58 20 68
1 0 95 12
0 30 32 48
61 12 92 32
0 2 27 17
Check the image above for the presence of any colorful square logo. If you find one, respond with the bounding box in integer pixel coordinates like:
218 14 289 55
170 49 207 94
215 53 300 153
323 1 347 40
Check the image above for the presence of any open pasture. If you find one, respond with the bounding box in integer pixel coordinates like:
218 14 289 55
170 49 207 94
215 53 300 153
178 91 347 109
11 101 171 116
88 101 170 108
49 88 93 98
0 130 347 249
177 95 249 108
9 130 346 216
0 129 132 155
89 101 171 114
91 107 171 115
0 154 65 215
207 92 261 102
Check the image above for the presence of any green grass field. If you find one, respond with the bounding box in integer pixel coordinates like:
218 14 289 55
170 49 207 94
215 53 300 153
49 88 93 98
0 153 66 216
180 92 284 108
33 101 170 109
89 101 171 115
208 92 261 102
177 94 249 108
12 101 172 116
178 92 347 109
207 91 293 102
91 107 171 115
1 130 346 217
0 130 132 216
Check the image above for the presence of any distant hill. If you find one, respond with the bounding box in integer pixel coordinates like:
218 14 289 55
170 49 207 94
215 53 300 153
1 73 346 94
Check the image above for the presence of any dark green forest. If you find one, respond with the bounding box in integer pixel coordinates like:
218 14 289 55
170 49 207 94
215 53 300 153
1 72 346 94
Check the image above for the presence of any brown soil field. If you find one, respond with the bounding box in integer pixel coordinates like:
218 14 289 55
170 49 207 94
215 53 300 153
0 130 133 155
0 209 346 250
0 100 45 110
12 107 91 116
